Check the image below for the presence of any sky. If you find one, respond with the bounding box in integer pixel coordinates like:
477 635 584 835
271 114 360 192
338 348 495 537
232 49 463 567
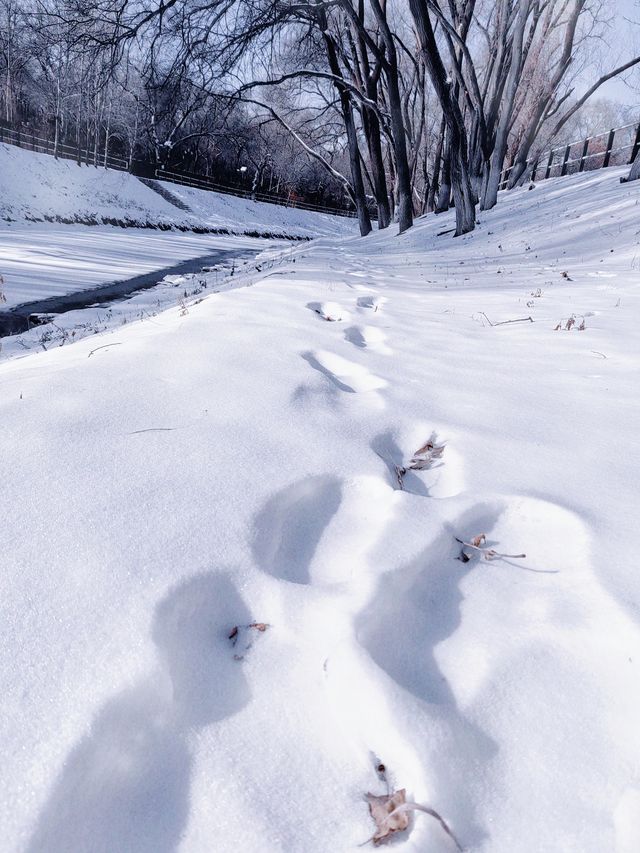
595 0 640 104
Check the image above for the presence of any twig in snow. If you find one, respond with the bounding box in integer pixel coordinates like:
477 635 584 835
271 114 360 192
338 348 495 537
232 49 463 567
87 342 122 358
591 351 607 359
455 534 526 563
554 314 586 331
127 427 177 435
475 312 533 327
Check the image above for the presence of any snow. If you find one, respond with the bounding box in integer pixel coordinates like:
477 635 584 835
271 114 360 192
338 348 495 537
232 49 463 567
0 143 355 238
0 224 269 309
1 165 640 852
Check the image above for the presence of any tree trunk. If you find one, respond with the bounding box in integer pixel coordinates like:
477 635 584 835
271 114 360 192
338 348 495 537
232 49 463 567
481 0 530 210
362 107 390 229
321 26 372 236
368 0 413 233
408 0 475 235
627 149 640 183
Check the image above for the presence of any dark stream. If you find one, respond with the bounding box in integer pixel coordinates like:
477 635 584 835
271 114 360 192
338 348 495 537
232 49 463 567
0 247 256 337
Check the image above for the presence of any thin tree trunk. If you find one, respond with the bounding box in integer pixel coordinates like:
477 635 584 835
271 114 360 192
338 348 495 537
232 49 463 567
321 25 372 236
481 0 530 210
367 0 413 233
408 0 475 234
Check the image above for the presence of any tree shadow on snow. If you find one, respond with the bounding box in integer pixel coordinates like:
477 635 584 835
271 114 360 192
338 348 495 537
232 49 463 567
27 572 251 853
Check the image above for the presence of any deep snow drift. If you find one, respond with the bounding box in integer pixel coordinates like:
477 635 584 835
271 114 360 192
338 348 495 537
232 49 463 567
1 167 640 852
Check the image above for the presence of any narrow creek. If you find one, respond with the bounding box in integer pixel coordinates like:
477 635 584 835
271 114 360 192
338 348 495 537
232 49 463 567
0 247 258 338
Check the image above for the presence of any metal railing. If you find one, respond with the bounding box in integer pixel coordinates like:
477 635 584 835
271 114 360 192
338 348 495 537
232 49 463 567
0 123 128 172
157 168 357 218
501 121 640 189
0 121 356 219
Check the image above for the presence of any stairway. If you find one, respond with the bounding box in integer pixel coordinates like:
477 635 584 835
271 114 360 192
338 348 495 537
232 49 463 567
137 177 193 212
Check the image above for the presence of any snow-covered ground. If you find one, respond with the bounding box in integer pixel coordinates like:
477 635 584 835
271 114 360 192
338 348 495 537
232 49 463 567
2 166 640 852
0 224 273 309
0 143 356 238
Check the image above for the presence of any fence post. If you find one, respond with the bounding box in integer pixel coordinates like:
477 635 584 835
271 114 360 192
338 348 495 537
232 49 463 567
578 138 589 172
602 128 615 168
530 159 539 182
629 123 640 165
560 145 571 176
544 149 554 179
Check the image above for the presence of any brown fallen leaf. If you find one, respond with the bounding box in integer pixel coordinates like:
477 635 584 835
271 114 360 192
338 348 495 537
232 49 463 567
395 434 445 489
366 789 409 845
364 788 463 850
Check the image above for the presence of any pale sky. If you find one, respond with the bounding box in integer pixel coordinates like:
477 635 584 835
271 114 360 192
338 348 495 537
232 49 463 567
595 0 639 104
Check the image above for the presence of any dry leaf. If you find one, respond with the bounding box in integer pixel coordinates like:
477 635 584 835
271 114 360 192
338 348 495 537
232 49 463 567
365 789 463 850
456 535 526 562
366 789 409 845
228 621 270 660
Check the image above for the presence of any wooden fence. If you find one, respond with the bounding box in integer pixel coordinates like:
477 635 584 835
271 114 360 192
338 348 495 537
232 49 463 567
501 121 640 189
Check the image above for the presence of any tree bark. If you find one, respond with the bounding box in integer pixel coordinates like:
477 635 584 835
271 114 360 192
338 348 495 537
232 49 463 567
481 0 530 210
321 24 372 236
408 0 475 234
367 0 413 233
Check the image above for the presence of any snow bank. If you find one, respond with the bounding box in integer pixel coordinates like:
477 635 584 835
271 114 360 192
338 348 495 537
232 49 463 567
2 167 640 852
0 143 355 238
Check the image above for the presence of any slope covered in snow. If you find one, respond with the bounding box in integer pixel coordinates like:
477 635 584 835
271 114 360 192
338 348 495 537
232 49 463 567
0 143 355 238
1 167 639 853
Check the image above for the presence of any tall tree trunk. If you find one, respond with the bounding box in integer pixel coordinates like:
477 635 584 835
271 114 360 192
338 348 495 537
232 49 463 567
427 115 446 212
362 107 390 229
408 0 475 235
481 0 531 210
368 0 413 233
435 130 452 212
321 25 372 236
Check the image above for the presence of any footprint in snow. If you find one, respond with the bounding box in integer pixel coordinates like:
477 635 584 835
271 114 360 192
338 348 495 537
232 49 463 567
345 325 391 355
27 572 251 853
307 301 350 322
303 350 387 394
357 295 387 312
371 427 465 498
251 475 342 584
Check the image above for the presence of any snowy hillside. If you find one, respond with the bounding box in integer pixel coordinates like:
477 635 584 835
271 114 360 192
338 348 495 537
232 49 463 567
2 167 640 853
0 143 355 238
